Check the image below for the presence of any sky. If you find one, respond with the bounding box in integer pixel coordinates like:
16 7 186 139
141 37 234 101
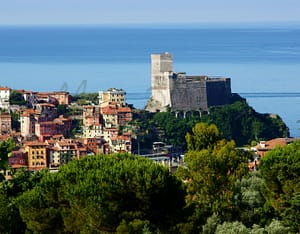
0 0 300 25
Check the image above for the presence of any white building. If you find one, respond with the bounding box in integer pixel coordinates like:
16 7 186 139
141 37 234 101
20 110 36 138
0 87 11 110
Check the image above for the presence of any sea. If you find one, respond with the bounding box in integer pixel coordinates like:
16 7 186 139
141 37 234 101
0 25 300 137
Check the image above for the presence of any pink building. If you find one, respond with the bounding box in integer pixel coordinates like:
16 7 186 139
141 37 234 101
35 115 71 141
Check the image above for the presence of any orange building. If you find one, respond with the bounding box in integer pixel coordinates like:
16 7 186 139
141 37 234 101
51 91 70 105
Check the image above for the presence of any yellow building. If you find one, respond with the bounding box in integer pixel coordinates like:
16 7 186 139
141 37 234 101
25 141 48 171
98 88 126 107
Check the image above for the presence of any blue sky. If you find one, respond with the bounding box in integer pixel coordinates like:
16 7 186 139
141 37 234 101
1 0 300 25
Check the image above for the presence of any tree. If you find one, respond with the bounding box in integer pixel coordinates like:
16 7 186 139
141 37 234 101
0 138 15 169
259 140 300 233
185 122 220 151
0 169 47 234
215 221 249 234
184 140 249 215
202 100 289 146
175 123 249 232
9 90 26 106
17 154 186 233
234 172 273 227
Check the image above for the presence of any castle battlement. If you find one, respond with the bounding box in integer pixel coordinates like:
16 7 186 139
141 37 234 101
146 53 232 112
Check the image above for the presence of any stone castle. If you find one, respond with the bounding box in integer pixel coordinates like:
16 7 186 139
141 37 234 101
146 53 232 112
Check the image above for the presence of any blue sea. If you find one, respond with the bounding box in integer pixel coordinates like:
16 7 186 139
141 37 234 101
0 25 300 136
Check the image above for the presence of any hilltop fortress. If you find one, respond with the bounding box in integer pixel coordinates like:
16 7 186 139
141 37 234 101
146 53 232 112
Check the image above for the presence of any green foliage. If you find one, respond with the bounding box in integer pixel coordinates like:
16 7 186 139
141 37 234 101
186 122 220 151
0 138 15 169
0 191 26 234
213 219 289 234
10 110 20 131
234 172 272 227
1 169 47 197
56 104 69 116
153 111 197 148
71 92 99 105
175 123 250 232
215 221 249 234
202 213 221 234
131 110 159 150
9 90 26 106
203 100 289 145
264 219 290 234
17 154 186 233
0 169 47 234
134 99 288 150
260 140 300 233
183 140 249 216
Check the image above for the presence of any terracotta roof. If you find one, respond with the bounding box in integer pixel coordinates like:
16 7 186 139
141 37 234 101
102 110 117 115
117 107 132 113
25 141 48 146
0 87 11 91
255 138 295 151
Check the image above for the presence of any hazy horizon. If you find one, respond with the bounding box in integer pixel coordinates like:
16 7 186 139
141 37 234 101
1 0 299 25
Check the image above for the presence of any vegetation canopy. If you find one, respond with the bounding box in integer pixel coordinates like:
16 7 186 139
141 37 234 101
17 154 186 233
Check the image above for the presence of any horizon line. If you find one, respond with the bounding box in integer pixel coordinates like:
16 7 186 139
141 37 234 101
1 21 300 29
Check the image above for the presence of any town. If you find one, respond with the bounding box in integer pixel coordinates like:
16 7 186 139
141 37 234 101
0 86 139 175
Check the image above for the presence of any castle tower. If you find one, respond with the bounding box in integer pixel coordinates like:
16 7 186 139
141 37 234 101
151 52 173 75
148 53 173 111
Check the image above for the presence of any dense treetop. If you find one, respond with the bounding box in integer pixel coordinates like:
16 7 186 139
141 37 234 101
133 98 289 150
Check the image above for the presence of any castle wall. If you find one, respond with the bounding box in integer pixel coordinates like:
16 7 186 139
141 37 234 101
206 78 231 107
170 76 208 111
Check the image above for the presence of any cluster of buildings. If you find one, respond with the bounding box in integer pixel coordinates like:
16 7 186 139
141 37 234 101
0 86 133 174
